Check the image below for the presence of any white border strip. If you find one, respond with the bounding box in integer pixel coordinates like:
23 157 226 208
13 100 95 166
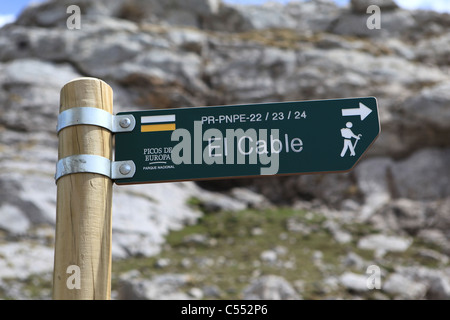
141 115 176 124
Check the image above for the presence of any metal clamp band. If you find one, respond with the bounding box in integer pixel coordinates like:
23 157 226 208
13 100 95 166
55 154 136 182
57 107 136 133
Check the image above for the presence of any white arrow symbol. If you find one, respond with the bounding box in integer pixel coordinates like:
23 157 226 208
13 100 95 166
341 102 372 121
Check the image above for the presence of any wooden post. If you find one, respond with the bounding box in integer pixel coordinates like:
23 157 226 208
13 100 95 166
53 78 113 299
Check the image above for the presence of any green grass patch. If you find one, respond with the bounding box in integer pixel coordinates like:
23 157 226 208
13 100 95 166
112 207 356 299
107 208 450 300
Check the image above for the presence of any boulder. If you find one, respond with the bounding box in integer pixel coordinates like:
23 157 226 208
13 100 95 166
332 9 415 38
117 271 193 300
242 275 301 300
402 81 450 131
15 0 221 29
284 0 341 32
355 157 393 220
416 33 450 66
397 266 450 300
372 198 428 234
225 3 296 31
339 272 369 292
382 273 427 299
357 234 412 257
350 0 399 14
390 148 450 200
323 220 352 244
0 59 80 133
0 242 54 280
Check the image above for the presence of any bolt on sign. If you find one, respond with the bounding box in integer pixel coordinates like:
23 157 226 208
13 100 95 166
114 97 380 185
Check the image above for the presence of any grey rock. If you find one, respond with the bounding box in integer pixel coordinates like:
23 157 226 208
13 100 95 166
416 33 450 66
117 271 193 300
410 10 450 41
0 174 57 232
162 0 221 27
286 217 312 235
371 199 450 250
0 242 54 280
16 0 125 27
188 287 204 299
253 171 357 207
284 0 340 32
313 250 324 261
417 249 449 265
372 198 428 234
350 0 398 13
0 20 132 63
0 204 31 235
15 0 220 29
312 250 326 273
383 273 427 299
196 191 247 212
72 30 146 79
382 38 416 60
342 252 366 270
0 168 224 267
323 220 352 244
428 198 450 230
428 277 450 300
403 81 450 130
182 233 209 246
339 272 369 292
111 182 207 258
260 250 278 264
181 258 192 269
333 9 415 38
391 148 450 200
320 276 340 294
0 275 51 300
251 227 264 236
166 28 207 54
207 0 339 33
274 245 288 256
357 234 412 257
243 275 301 300
194 257 215 269
202 285 222 298
227 3 296 31
398 266 450 300
355 157 393 221
229 187 271 209
16 0 78 27
0 59 81 133
1 58 79 88
205 45 297 104
417 229 449 249
155 258 171 268
355 148 450 218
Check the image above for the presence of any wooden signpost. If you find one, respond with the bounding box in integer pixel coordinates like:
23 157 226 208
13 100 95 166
53 78 113 299
53 77 380 299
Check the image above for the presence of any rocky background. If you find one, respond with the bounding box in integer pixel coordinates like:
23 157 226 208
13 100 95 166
0 0 449 299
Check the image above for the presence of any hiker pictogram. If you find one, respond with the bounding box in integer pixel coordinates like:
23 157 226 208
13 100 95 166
340 122 361 157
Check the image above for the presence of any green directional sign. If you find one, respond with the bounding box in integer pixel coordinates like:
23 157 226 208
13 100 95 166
114 97 380 185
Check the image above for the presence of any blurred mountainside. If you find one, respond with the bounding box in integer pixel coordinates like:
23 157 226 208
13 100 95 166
0 0 450 299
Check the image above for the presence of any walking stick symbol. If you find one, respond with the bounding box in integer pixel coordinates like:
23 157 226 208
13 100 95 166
353 134 362 150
